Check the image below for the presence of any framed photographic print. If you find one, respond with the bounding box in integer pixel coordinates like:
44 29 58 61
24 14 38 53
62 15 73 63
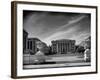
11 1 98 78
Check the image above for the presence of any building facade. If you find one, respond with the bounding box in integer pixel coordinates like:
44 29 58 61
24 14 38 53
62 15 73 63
51 39 76 54
27 38 40 55
23 29 28 54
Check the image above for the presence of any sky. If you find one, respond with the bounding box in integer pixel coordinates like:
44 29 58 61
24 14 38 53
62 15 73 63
23 10 91 45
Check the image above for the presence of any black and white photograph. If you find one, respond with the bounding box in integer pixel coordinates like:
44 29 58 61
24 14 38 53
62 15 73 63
11 1 97 78
23 10 91 69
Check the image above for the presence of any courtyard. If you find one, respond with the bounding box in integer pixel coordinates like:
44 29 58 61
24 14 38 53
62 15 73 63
23 53 91 69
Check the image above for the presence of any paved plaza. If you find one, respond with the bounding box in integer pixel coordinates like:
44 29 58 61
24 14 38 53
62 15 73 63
23 53 91 69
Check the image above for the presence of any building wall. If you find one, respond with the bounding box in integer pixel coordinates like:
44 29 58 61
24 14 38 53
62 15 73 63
27 38 40 55
51 39 75 54
23 29 28 53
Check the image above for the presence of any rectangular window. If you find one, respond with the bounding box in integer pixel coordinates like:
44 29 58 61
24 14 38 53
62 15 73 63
30 41 32 50
27 41 29 49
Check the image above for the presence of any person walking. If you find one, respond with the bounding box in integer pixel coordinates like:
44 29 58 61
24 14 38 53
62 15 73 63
84 47 91 62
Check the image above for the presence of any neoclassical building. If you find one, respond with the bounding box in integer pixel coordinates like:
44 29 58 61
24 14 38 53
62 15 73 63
23 29 49 55
27 38 40 55
27 39 49 55
51 39 76 54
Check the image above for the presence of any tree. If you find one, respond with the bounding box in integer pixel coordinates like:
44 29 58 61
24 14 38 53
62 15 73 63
76 46 85 53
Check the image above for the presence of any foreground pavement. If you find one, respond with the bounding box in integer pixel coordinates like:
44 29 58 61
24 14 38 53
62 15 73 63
23 54 91 69
23 62 90 69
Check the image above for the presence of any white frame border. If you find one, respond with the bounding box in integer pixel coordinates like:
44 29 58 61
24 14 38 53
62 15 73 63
16 3 97 77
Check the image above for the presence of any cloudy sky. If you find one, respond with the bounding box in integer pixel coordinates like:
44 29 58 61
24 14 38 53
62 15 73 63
23 10 91 45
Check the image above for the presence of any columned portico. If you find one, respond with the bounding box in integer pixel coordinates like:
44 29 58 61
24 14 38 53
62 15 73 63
51 39 75 54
